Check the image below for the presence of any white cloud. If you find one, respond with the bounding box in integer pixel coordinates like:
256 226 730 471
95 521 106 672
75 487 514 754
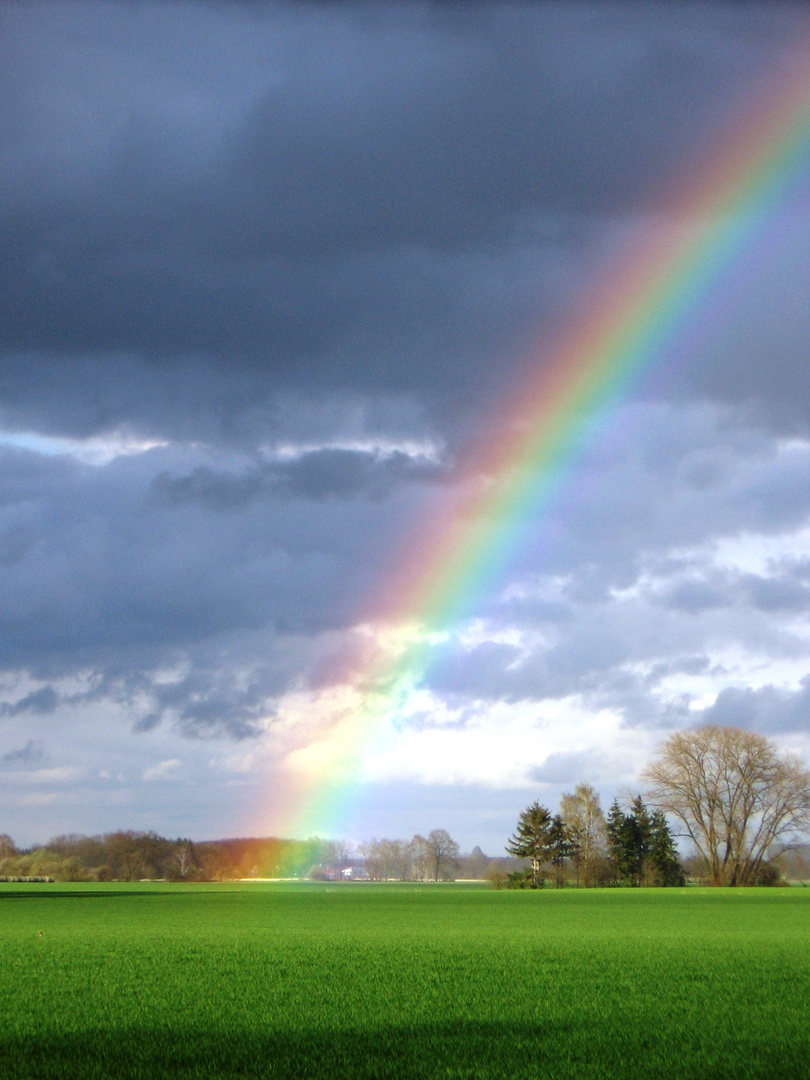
261 437 443 464
142 759 182 782
0 428 168 465
1 765 81 785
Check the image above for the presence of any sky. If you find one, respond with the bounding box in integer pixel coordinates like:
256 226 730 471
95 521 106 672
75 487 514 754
2 1 810 852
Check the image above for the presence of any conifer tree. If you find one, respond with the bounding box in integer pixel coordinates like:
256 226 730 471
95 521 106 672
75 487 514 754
607 797 684 886
628 795 653 886
649 810 685 886
606 796 651 885
548 814 570 889
506 802 553 886
606 799 628 884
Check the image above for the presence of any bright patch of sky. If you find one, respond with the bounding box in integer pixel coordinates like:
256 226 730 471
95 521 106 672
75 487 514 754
261 438 443 463
0 428 167 464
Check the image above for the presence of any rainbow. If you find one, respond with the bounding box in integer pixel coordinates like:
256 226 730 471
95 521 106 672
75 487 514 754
268 45 810 840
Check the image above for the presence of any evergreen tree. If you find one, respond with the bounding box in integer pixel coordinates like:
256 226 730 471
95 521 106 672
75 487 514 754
606 799 628 884
628 795 653 886
649 810 685 886
548 814 570 889
607 797 652 886
506 802 553 886
608 797 685 887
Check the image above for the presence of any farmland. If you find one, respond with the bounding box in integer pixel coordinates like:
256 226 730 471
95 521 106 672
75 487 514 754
2 883 809 1079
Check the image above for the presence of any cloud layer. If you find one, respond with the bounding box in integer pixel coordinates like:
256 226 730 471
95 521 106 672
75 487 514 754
1 2 810 849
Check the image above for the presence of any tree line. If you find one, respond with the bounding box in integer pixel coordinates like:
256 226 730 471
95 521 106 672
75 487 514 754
0 831 302 883
0 831 387 883
2 726 807 885
0 828 508 884
505 726 810 888
361 830 478 881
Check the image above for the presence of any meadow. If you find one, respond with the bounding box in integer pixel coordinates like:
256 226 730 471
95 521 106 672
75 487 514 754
1 883 808 1079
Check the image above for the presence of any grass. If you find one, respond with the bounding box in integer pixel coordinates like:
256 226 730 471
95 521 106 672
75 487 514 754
1 882 809 1079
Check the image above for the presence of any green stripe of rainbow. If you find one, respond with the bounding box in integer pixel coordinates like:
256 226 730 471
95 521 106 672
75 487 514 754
273 45 810 840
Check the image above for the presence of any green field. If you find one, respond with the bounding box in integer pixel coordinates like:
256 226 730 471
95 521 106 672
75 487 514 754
2 883 809 1079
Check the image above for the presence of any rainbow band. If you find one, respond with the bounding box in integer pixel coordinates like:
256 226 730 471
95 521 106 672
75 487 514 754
275 46 810 840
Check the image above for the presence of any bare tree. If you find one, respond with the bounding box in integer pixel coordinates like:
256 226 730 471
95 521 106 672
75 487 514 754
173 842 195 879
390 839 415 881
311 839 353 880
643 726 810 886
410 835 430 880
414 830 459 881
329 839 353 879
560 784 607 886
361 838 411 880
359 839 384 881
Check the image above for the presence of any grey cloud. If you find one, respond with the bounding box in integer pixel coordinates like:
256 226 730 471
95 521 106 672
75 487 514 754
643 655 712 685
65 640 298 740
0 685 59 718
658 578 731 614
3 396 805 722
657 567 810 617
423 483 810 711
0 3 808 765
785 558 810 584
151 448 445 509
696 680 810 735
428 641 529 701
426 622 643 705
529 749 604 785
2 2 810 851
147 670 274 740
133 712 161 734
612 689 697 731
509 403 810 594
0 437 438 674
1 3 807 445
0 526 37 568
743 573 810 613
0 739 46 767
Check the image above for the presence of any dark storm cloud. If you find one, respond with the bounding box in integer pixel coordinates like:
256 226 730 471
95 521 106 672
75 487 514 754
0 430 452 688
2 389 807 745
1 1 807 444
1 1 809 772
151 448 445 508
222 8 724 254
